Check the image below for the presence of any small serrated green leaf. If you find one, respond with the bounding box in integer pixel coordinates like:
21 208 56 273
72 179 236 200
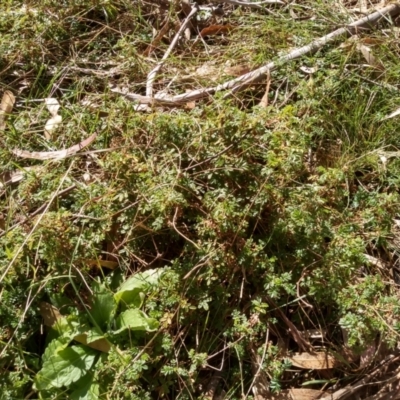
41 336 70 364
53 316 87 339
114 309 158 333
34 345 98 390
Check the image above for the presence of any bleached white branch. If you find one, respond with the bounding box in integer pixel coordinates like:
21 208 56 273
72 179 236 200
213 0 285 7
118 3 400 107
172 3 400 102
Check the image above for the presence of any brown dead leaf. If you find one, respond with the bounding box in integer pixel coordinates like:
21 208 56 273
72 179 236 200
288 388 325 399
224 64 252 76
44 115 62 139
39 301 62 327
0 90 15 130
0 213 5 232
356 43 384 70
184 27 191 41
12 132 97 160
185 101 196 110
200 24 234 37
86 259 118 270
288 352 338 370
259 77 271 108
45 97 60 117
361 37 386 45
259 389 324 400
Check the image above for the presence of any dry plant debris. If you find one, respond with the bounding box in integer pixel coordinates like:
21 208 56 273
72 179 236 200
2 0 400 399
43 98 62 140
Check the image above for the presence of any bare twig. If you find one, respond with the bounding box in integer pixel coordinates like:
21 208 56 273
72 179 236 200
246 330 270 399
170 207 200 249
183 255 211 279
267 296 313 352
146 3 198 97
320 354 400 400
212 0 284 8
12 132 97 160
363 368 400 400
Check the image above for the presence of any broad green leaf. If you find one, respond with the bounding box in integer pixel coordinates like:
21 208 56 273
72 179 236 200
71 373 100 400
91 284 116 329
34 345 98 390
53 316 88 339
52 316 75 336
41 336 70 365
114 309 158 334
43 317 82 361
114 268 162 306
86 328 104 344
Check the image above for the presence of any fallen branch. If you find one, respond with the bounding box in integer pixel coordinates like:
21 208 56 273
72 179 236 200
176 3 400 101
116 3 400 107
213 0 285 7
109 88 185 105
146 3 198 97
11 132 97 160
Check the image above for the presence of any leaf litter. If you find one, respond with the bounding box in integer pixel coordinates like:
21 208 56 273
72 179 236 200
44 98 62 139
3 1 400 399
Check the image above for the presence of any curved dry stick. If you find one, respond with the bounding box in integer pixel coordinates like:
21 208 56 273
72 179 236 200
11 132 97 160
117 3 400 106
146 3 199 97
215 0 285 7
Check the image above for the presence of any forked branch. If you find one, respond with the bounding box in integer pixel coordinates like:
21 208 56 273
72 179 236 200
115 3 400 107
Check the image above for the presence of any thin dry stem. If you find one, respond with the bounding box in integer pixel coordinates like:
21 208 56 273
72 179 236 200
146 3 199 97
